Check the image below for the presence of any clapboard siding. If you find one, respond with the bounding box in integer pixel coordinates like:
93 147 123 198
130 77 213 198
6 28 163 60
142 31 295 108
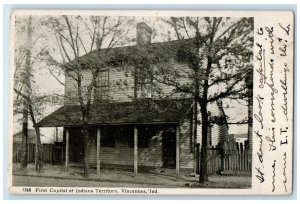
152 63 192 99
64 62 194 105
196 102 228 146
65 66 135 105
211 124 220 147
179 119 194 169
219 123 228 143
65 72 80 105
109 66 135 101
196 124 228 146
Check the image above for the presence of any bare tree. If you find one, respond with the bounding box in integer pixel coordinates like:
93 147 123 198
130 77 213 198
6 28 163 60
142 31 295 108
41 15 132 177
142 17 253 183
14 15 48 172
14 16 32 170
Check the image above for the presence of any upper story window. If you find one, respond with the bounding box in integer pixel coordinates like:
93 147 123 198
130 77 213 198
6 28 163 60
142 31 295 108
108 60 124 67
135 66 152 98
94 70 109 101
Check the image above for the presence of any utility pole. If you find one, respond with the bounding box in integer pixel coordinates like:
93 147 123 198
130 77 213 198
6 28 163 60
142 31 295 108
20 16 32 169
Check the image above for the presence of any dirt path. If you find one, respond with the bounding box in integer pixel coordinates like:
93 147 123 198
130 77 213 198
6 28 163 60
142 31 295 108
12 175 177 188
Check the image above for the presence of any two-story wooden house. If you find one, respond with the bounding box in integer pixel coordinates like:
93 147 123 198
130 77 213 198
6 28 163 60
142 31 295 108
37 22 229 176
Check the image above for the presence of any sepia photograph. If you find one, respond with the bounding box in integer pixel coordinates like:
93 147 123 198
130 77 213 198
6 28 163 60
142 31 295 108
11 12 254 190
8 9 294 196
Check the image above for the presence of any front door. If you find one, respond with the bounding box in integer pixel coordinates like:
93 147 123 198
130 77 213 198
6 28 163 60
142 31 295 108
67 127 84 163
162 128 176 168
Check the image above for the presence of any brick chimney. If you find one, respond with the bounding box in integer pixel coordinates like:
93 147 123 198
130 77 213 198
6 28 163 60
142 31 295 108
136 22 152 46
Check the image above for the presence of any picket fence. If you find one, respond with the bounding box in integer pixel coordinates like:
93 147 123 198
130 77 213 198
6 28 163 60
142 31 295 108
13 143 54 163
206 142 252 175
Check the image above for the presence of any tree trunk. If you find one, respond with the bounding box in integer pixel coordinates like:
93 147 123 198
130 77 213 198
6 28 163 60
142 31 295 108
34 126 43 172
199 56 212 183
199 102 209 183
82 123 90 177
194 64 200 175
193 102 199 174
28 102 43 172
20 114 28 169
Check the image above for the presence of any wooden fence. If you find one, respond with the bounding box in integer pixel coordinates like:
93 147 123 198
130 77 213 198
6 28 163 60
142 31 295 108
13 143 54 163
207 147 221 175
13 141 252 176
221 151 252 175
206 141 252 175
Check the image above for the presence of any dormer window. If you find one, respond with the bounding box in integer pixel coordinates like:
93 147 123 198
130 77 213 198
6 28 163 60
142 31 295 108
94 70 109 101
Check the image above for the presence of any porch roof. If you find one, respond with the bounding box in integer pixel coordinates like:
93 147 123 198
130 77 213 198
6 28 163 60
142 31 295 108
37 99 193 127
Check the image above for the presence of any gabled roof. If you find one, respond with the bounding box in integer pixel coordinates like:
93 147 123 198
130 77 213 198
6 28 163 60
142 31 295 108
37 99 194 127
63 38 195 69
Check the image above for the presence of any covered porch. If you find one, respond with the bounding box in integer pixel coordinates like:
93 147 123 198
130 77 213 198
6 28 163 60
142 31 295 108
37 99 194 178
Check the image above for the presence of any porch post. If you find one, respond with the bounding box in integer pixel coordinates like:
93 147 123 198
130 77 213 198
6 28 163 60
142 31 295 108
134 126 138 177
65 128 69 171
97 128 101 174
176 125 180 179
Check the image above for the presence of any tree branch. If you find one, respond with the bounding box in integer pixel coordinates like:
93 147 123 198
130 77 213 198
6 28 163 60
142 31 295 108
208 78 245 103
48 68 65 86
63 15 78 58
13 87 31 103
